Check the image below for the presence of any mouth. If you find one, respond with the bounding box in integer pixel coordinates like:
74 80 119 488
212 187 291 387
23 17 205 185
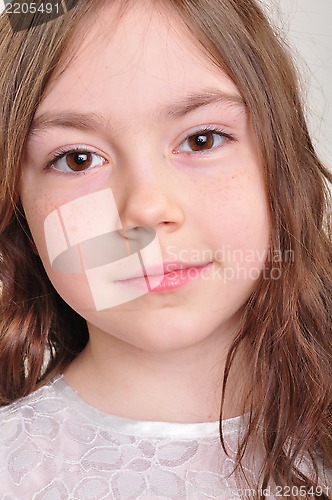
114 262 212 292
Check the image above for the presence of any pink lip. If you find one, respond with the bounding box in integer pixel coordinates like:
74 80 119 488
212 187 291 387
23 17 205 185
150 263 211 292
115 262 212 292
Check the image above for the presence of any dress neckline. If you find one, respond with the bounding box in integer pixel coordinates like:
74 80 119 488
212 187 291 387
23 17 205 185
55 374 246 439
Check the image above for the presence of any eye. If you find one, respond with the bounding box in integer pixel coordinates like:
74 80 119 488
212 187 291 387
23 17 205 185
45 147 107 173
175 128 231 154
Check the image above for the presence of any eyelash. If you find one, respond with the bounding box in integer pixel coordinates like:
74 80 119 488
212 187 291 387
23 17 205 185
174 125 234 154
44 145 105 174
44 126 234 174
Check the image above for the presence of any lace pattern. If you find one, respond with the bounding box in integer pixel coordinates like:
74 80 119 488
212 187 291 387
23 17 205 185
0 377 328 499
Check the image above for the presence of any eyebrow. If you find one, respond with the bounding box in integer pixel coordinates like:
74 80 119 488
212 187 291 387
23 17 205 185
163 90 245 118
28 90 245 137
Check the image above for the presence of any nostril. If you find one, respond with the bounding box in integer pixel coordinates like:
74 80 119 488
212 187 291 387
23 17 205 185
121 226 152 240
122 226 140 237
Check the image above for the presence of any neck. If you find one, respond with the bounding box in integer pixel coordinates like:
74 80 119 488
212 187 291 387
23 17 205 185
63 323 246 423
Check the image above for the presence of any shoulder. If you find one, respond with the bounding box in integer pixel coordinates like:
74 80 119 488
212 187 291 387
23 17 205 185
0 376 65 419
0 376 79 492
0 377 67 447
299 453 332 493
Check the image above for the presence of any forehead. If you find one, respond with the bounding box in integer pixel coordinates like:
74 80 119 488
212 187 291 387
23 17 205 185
36 1 240 123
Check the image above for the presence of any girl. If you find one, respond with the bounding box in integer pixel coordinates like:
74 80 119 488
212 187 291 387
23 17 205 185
0 0 331 498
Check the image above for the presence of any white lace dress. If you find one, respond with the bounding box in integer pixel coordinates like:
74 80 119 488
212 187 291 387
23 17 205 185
0 376 329 499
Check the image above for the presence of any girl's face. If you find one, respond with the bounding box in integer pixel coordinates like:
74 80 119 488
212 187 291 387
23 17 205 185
20 3 270 353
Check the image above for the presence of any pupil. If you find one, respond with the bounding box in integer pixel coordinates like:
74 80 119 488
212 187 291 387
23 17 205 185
67 152 92 171
187 133 214 151
75 153 88 164
196 135 208 146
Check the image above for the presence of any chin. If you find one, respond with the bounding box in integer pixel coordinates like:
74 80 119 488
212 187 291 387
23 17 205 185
88 309 226 354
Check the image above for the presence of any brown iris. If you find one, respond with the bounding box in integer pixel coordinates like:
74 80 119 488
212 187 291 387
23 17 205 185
66 152 93 172
187 132 214 151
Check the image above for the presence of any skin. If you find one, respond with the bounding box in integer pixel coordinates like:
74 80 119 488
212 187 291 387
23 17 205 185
20 2 270 422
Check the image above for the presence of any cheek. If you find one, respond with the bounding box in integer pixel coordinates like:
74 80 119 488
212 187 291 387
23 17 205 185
195 167 270 274
21 197 53 267
47 271 97 313
21 195 97 312
200 168 269 235
22 188 164 315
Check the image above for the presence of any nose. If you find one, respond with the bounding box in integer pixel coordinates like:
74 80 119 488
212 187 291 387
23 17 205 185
114 161 185 233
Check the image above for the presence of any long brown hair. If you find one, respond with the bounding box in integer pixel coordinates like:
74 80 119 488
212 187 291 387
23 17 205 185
0 1 331 498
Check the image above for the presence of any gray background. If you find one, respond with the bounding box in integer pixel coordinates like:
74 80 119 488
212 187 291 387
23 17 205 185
261 0 332 169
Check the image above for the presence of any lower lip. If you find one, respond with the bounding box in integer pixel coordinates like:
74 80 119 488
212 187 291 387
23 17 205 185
116 263 211 292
